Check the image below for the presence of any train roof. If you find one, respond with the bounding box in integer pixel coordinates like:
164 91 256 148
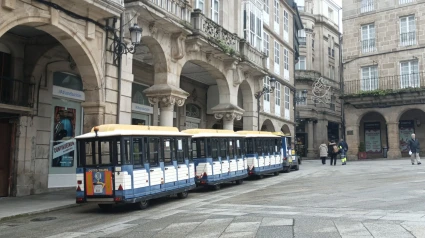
272 132 291 137
235 131 279 138
182 129 244 138
75 124 190 139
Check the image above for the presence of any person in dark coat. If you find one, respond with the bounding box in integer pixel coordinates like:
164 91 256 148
328 140 338 166
408 133 421 165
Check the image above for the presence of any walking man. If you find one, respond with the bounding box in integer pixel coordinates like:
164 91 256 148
338 139 348 165
408 133 421 165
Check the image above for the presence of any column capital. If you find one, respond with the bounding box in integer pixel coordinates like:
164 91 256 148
212 103 244 122
143 84 189 107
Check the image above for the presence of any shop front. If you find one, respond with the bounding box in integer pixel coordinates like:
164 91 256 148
49 72 84 188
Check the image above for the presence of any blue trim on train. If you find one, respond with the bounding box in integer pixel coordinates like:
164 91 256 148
193 156 248 185
246 152 283 176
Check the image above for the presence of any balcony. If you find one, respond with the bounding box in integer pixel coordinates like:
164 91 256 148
342 73 425 108
299 37 306 46
190 9 240 57
360 0 374 13
400 32 416 46
144 0 192 22
0 77 34 109
239 40 266 70
362 39 375 53
296 70 340 89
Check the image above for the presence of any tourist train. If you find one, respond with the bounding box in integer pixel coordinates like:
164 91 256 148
75 124 298 209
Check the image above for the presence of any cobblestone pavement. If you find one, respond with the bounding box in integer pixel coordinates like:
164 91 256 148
1 159 425 238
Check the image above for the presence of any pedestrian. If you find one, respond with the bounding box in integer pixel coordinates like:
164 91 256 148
338 138 348 165
408 133 421 165
319 140 328 165
328 140 338 166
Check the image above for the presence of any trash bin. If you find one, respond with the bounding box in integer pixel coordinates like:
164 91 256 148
383 147 388 158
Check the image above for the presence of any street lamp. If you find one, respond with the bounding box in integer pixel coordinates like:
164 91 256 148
112 23 142 62
254 77 276 131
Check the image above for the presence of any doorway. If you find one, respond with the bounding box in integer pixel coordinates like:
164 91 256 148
0 119 12 196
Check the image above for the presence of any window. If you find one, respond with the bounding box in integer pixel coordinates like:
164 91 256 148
332 49 335 57
400 60 419 88
284 48 289 71
197 138 206 158
256 139 263 154
210 138 219 161
163 138 174 165
329 65 335 80
312 39 315 49
295 56 306 70
330 96 336 111
228 139 235 158
263 32 270 68
263 76 271 103
211 0 219 23
328 8 333 20
361 24 375 53
284 87 290 120
175 138 185 164
219 139 227 158
298 29 306 45
399 0 414 4
328 47 331 56
361 66 378 91
361 0 374 13
244 0 263 51
283 10 289 41
296 90 307 106
133 137 144 166
275 82 281 116
263 0 269 13
148 138 160 166
273 0 279 33
236 139 242 157
400 15 416 46
274 41 280 74
196 0 205 12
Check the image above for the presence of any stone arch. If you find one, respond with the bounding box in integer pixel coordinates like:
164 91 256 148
261 119 275 132
359 111 387 157
394 106 425 123
355 109 390 125
281 124 291 135
238 80 254 112
180 59 230 105
0 14 103 102
139 35 168 85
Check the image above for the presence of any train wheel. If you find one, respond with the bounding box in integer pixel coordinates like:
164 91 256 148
177 191 189 199
258 174 264 179
98 204 113 211
212 184 221 190
134 200 149 210
295 164 300 171
273 172 279 176
236 179 244 185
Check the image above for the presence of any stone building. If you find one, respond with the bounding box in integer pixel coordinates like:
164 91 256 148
342 0 425 160
293 0 342 158
0 0 303 197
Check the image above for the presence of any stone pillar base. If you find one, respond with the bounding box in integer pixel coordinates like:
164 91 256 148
387 149 401 159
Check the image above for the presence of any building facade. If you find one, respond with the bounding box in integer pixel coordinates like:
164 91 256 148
342 0 425 160
0 0 303 197
293 0 342 158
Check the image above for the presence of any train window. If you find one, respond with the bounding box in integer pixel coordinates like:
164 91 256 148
120 138 131 164
210 138 219 161
256 139 263 155
191 139 197 159
228 139 235 158
176 138 185 164
269 139 274 154
198 138 207 158
275 139 281 153
246 138 254 154
163 138 174 166
235 139 242 157
132 137 144 167
148 138 160 167
219 139 227 158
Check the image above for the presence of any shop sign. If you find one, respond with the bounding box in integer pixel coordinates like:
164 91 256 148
132 103 153 114
53 86 85 101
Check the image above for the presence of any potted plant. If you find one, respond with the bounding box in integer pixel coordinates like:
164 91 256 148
358 142 367 159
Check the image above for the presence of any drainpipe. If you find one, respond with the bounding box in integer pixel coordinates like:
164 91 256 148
338 7 345 139
116 14 123 124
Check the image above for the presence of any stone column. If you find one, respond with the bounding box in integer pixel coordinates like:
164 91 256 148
143 84 189 127
152 102 159 126
211 103 244 131
81 102 106 133
307 120 315 158
387 122 401 159
314 119 328 150
345 124 359 160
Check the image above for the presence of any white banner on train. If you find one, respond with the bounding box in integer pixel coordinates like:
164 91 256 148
53 139 76 159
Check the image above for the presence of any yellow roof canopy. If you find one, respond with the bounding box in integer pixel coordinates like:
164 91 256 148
90 124 179 133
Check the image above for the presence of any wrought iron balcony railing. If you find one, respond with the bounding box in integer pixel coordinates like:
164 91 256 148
361 38 375 53
360 0 374 13
400 32 416 46
145 0 192 22
299 37 306 46
344 72 425 95
0 77 34 108
191 9 240 55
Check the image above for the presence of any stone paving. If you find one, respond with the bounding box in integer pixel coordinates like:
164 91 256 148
1 159 425 238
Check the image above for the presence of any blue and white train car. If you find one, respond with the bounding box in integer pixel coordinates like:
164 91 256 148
182 129 247 190
75 124 195 210
236 131 282 178
273 132 299 172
